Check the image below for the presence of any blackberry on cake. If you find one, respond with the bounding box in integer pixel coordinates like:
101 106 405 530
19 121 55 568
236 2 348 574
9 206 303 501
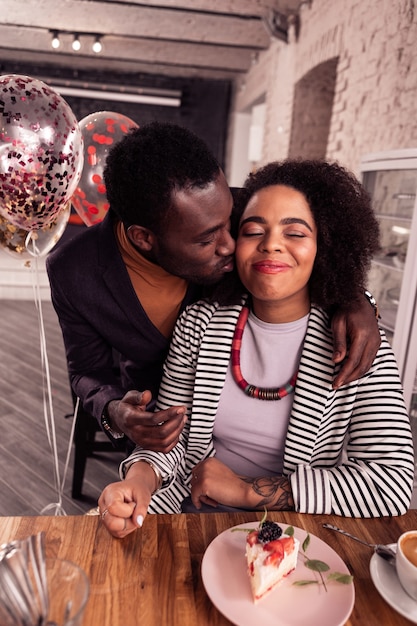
257 520 283 543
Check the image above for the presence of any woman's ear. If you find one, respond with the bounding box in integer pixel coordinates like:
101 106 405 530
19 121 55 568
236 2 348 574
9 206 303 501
127 225 155 252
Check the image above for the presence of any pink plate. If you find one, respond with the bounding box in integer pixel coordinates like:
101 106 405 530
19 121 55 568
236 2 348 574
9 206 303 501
201 522 355 626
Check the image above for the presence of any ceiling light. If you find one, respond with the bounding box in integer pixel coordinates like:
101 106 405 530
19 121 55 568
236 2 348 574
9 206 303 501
92 36 102 54
51 31 60 49
52 84 182 107
72 34 81 52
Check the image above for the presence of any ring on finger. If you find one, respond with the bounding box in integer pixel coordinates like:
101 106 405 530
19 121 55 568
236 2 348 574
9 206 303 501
101 508 109 520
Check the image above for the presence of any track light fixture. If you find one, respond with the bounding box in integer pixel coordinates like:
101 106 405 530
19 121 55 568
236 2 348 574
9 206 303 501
92 36 102 54
49 30 104 54
51 31 60 49
72 34 81 51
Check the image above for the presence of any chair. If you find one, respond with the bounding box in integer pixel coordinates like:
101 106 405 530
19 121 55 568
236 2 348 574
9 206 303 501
66 392 126 499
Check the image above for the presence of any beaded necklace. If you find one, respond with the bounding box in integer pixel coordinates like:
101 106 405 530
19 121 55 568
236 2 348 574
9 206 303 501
231 305 298 401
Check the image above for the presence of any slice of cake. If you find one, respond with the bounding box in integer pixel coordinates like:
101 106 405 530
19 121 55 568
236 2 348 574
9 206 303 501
245 520 299 603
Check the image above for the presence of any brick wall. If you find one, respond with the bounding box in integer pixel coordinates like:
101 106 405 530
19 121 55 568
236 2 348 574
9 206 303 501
230 0 417 176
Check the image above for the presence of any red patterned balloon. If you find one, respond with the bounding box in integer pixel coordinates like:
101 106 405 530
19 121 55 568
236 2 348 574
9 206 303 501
0 74 83 231
72 111 138 226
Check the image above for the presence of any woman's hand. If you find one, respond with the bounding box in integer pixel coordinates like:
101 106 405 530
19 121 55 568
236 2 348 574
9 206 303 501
190 458 294 511
97 461 157 538
190 458 243 509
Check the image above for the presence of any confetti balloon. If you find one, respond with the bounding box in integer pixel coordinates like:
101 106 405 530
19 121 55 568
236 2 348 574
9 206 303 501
0 74 83 231
72 111 138 226
0 202 70 260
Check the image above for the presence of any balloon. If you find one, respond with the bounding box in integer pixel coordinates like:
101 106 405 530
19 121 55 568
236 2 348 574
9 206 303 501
0 74 83 231
0 202 70 260
71 111 138 226
26 202 71 257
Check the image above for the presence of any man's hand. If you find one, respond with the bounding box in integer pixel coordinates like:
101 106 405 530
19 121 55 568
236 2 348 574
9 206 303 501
107 389 186 451
331 297 380 389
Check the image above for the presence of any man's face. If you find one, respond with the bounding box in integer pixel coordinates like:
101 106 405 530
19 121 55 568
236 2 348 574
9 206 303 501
152 171 235 285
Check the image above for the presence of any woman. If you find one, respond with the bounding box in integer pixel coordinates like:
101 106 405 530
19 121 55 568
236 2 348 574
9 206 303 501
99 160 414 537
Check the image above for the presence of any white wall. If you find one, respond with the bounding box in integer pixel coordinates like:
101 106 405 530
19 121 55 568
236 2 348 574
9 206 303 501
0 250 50 300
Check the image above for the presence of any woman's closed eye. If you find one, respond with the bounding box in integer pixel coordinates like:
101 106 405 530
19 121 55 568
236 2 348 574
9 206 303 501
286 230 308 238
240 228 264 238
240 228 308 239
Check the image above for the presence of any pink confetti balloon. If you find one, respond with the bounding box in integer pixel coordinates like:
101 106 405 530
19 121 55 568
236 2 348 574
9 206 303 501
0 74 83 231
72 111 138 226
0 202 71 260
26 202 71 257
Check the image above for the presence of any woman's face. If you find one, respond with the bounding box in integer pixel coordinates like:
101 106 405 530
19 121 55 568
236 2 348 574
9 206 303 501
236 184 317 322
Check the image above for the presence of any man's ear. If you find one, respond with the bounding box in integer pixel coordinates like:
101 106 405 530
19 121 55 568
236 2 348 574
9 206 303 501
127 225 156 252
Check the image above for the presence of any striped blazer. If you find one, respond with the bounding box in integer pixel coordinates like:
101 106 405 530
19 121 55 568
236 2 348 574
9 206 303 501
121 300 415 518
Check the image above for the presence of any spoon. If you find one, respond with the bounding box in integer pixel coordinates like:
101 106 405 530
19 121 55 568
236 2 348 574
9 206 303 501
323 523 397 565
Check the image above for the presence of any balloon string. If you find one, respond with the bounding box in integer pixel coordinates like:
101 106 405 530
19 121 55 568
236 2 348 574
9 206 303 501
29 244 68 516
25 230 40 257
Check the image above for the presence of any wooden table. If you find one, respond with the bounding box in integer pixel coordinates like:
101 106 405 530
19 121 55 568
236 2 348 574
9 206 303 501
1 510 417 626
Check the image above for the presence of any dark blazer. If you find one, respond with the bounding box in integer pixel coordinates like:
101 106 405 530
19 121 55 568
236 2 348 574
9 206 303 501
46 211 199 424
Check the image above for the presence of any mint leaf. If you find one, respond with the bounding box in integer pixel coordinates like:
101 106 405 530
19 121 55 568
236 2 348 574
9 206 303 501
327 572 354 584
302 533 311 552
260 508 268 526
293 580 319 587
293 531 353 592
305 559 330 573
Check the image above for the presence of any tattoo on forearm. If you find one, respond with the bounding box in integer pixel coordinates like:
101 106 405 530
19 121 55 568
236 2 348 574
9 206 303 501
243 476 295 511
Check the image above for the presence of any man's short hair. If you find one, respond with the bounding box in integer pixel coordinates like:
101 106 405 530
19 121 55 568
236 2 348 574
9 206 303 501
104 121 221 232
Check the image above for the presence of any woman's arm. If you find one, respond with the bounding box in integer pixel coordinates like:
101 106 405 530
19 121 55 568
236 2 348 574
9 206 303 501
290 333 414 518
118 302 213 498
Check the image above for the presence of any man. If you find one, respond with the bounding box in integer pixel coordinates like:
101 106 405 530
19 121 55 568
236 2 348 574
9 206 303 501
46 122 380 454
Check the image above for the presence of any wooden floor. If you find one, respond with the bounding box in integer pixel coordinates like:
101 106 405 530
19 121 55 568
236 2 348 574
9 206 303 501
0 298 125 517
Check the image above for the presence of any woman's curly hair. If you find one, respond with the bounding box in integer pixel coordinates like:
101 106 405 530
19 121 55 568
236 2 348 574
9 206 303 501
214 159 380 309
